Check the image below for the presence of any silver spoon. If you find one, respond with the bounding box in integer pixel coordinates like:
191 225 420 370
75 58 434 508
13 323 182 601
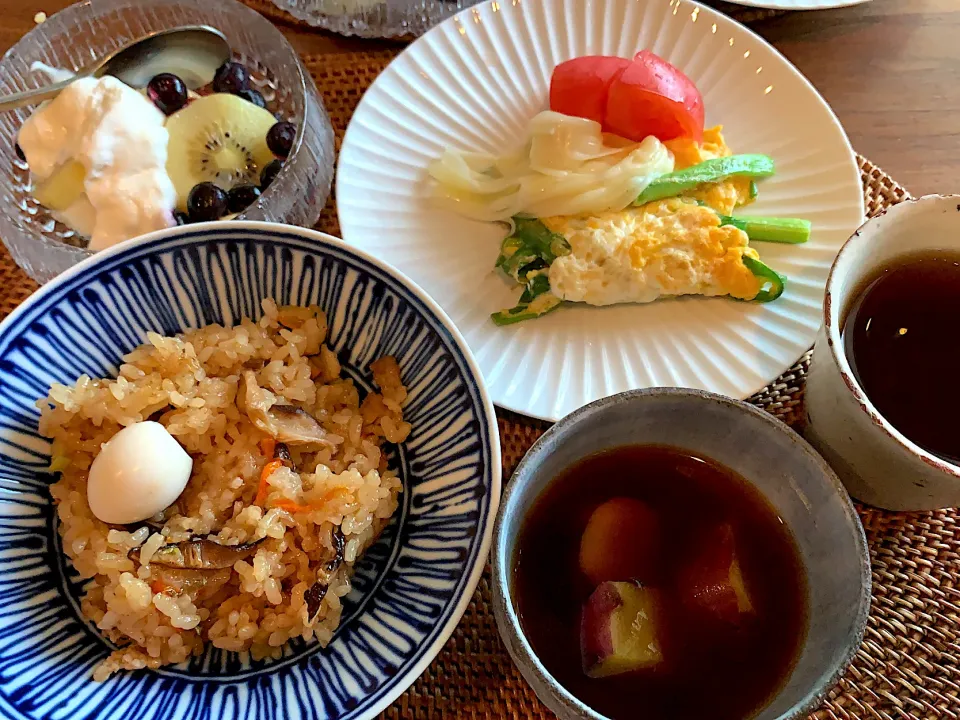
0 25 231 113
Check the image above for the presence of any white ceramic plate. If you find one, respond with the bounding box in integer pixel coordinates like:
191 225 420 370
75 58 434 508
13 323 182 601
726 0 869 9
337 0 864 421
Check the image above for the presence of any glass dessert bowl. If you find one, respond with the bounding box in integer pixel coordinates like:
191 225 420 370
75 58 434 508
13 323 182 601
0 0 335 283
270 0 482 39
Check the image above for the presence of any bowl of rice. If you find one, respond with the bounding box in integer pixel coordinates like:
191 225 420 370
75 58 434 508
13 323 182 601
0 221 501 720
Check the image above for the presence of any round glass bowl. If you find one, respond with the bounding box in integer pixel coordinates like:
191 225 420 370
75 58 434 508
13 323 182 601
0 0 335 284
269 0 481 38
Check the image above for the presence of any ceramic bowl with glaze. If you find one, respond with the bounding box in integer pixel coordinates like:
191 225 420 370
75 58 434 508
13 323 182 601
491 388 870 720
0 221 500 720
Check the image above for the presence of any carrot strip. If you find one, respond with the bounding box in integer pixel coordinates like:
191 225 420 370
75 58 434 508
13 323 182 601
259 437 276 458
270 488 352 514
273 499 314 514
256 459 285 505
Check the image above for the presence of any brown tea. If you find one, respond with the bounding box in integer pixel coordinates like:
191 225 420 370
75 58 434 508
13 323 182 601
842 252 960 463
512 445 808 720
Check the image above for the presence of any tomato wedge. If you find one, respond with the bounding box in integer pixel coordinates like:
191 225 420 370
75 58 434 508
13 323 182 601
548 52 705 142
549 56 631 125
604 51 704 142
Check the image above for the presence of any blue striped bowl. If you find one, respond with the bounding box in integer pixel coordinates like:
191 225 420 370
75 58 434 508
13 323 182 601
0 222 501 720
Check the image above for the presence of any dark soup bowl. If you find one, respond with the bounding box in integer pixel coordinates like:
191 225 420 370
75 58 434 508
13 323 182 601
491 388 869 720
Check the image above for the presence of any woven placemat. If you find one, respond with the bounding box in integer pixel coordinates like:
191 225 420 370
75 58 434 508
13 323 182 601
2 46 959 720
244 0 788 34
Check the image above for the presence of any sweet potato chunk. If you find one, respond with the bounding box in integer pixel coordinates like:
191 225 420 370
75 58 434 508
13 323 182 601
679 524 754 624
579 497 660 585
580 581 663 678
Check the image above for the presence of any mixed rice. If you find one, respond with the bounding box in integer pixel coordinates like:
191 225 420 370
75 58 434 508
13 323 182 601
40 300 410 680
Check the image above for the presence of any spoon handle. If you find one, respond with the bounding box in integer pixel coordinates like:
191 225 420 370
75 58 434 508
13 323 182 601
0 78 75 113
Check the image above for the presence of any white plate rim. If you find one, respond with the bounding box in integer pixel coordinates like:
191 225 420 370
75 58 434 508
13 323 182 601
724 0 870 9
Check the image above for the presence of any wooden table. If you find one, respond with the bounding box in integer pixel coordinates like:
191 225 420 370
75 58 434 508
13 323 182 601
2 0 956 196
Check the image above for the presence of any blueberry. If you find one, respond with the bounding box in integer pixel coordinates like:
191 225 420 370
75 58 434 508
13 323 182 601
173 210 189 226
227 184 261 214
259 160 283 190
14 143 25 163
236 88 267 109
266 121 296 158
212 61 249 95
187 182 228 222
146 73 188 115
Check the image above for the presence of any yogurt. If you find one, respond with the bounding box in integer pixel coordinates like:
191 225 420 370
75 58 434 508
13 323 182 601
17 75 176 250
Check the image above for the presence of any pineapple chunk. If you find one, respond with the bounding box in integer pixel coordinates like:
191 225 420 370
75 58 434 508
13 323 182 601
33 160 86 211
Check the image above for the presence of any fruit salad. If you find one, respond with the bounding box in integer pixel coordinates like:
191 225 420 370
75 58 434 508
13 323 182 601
16 55 298 251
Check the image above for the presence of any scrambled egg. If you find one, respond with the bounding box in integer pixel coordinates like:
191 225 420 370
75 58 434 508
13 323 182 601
664 126 753 215
544 127 761 306
545 198 760 305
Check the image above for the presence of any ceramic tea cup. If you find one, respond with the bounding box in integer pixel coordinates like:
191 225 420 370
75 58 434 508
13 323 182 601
805 194 960 511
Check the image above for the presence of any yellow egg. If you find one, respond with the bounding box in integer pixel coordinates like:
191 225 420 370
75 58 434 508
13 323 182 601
544 199 760 306
664 125 753 214
539 130 767 308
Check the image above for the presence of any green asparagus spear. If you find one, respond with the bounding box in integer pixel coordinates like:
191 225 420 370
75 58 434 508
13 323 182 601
634 154 776 206
718 214 812 244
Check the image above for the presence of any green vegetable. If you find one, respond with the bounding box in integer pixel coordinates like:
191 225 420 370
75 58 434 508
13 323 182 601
633 154 776 206
496 236 540 282
743 256 786 303
491 294 561 325
492 217 569 325
492 272 562 326
495 217 570 282
717 214 811 244
48 455 69 473
749 180 759 200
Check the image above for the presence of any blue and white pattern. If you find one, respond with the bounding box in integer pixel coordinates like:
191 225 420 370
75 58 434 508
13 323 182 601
0 223 501 720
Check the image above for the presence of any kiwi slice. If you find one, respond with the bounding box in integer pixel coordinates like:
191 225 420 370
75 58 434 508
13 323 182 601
165 93 276 211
